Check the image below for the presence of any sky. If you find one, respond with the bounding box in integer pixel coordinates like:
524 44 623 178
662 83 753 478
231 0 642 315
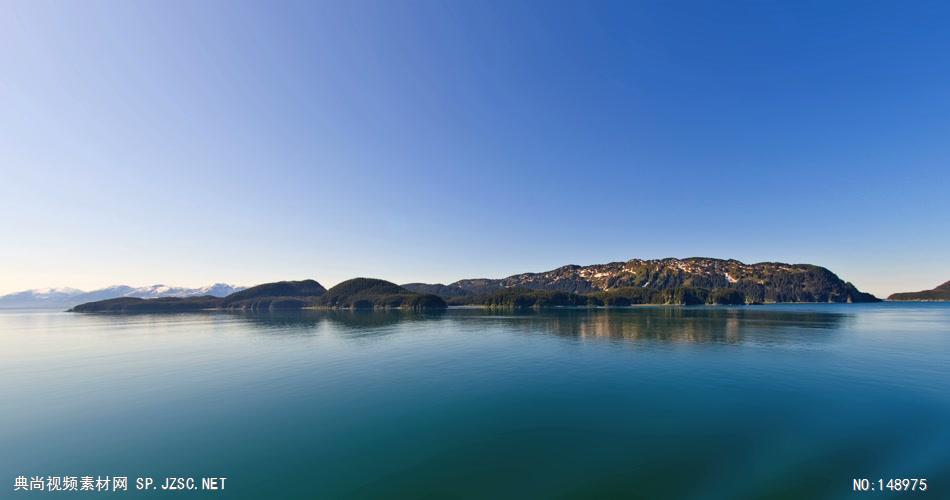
1 0 949 298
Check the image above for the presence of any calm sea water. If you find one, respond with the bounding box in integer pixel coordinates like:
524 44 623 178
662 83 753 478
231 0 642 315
1 304 948 499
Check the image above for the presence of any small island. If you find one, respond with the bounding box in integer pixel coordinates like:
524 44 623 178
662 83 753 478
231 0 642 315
887 281 950 301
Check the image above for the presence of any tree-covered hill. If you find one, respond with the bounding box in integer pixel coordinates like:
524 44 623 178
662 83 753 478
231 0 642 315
321 278 446 309
888 281 950 301
69 296 223 313
222 279 327 310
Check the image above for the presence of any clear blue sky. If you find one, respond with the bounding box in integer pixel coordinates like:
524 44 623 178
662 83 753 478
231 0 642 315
2 0 948 297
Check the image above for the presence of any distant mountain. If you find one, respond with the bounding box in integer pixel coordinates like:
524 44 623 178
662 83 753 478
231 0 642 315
399 283 474 298
0 283 246 309
888 281 950 301
0 287 84 309
403 257 879 304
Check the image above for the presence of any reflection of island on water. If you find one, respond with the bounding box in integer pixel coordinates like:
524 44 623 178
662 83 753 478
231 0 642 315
226 306 849 345
456 307 850 344
226 309 446 333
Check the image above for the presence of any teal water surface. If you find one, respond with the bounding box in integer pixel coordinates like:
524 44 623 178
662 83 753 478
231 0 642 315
1 304 948 499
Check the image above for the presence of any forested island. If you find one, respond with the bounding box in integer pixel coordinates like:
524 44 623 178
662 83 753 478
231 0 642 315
887 281 950 301
69 278 446 312
68 257 882 313
404 257 879 306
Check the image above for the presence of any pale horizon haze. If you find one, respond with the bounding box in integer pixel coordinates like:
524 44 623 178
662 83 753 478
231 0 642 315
3 1 949 298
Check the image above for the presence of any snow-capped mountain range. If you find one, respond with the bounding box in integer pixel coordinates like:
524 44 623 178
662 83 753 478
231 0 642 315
0 284 246 309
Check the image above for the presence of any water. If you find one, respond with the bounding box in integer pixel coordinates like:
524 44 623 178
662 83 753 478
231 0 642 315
1 304 948 499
